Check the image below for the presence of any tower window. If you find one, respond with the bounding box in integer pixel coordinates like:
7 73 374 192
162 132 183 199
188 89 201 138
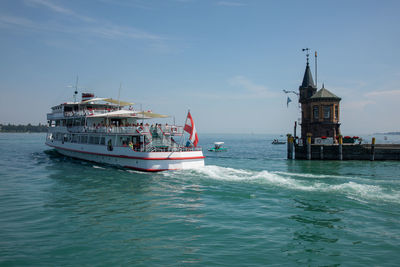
313 106 319 120
335 105 339 120
323 106 331 119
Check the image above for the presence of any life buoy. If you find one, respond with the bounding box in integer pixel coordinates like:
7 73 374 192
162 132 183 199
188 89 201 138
136 126 143 134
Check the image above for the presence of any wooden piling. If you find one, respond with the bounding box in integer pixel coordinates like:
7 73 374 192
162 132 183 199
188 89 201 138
320 145 324 160
338 135 343 160
306 133 312 160
290 136 294 159
371 137 376 161
287 134 293 159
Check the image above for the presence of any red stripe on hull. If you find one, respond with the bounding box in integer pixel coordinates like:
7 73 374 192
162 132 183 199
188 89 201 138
47 143 205 160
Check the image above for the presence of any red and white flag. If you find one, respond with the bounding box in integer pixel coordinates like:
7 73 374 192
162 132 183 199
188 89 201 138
184 111 199 147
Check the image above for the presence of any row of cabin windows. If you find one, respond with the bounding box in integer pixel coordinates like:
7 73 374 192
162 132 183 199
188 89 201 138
53 119 124 127
54 133 106 145
53 133 143 147
52 119 86 127
51 106 63 112
312 105 339 121
63 105 111 112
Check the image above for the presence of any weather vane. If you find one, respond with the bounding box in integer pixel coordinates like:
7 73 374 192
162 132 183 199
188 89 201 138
302 48 310 64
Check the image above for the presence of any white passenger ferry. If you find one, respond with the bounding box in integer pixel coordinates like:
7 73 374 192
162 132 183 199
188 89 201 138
45 93 205 171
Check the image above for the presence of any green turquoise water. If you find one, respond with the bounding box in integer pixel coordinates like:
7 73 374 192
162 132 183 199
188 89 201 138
1 133 400 266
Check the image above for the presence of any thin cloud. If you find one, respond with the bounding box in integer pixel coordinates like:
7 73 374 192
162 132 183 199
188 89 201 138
342 100 375 110
216 1 245 7
175 0 196 3
25 0 95 22
365 90 400 97
3 1 166 42
81 23 164 40
185 76 276 100
228 75 275 98
96 0 153 9
0 13 164 41
0 15 37 29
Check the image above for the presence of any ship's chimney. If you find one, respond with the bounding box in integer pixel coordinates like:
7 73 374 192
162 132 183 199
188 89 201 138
82 93 94 101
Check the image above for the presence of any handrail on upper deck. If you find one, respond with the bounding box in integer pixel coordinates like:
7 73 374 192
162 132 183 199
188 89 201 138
65 125 183 135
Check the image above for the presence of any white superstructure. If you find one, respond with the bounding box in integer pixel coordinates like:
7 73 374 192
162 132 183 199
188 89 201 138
45 93 205 171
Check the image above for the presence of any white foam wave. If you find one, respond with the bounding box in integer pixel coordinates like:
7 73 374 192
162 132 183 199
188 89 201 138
274 171 400 185
191 165 254 181
126 169 152 175
175 165 400 204
329 182 400 203
92 165 105 169
273 171 353 180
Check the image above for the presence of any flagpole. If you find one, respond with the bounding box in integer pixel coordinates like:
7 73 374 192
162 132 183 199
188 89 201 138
315 51 318 88
179 109 189 148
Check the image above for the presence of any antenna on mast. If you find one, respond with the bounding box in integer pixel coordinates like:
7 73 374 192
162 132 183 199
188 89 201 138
118 83 122 109
66 76 80 103
74 76 79 102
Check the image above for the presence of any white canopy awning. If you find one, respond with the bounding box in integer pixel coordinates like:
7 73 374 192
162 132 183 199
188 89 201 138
137 111 169 118
82 98 134 106
89 110 169 119
89 110 135 118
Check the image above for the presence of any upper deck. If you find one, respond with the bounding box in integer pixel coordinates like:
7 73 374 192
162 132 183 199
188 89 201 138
47 102 120 120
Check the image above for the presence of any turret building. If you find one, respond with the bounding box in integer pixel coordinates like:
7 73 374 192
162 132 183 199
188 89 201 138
298 60 341 143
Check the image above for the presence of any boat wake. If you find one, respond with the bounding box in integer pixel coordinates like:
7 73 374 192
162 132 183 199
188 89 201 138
164 165 400 204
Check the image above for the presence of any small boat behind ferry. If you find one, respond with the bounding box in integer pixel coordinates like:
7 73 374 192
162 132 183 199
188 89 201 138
272 139 286 145
45 93 204 171
208 142 227 152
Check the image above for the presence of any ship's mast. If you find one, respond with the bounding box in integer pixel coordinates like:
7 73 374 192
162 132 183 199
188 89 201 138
118 83 122 110
73 76 79 103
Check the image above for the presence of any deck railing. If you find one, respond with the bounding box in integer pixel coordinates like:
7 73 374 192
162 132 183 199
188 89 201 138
131 146 202 152
66 125 183 135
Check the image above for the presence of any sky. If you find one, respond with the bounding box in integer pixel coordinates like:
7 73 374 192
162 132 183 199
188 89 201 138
0 0 399 134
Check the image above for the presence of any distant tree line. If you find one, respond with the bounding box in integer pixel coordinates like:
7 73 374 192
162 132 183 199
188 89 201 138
376 132 400 135
0 123 48 133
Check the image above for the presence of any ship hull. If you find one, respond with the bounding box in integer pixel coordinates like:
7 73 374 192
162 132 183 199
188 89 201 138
46 141 205 172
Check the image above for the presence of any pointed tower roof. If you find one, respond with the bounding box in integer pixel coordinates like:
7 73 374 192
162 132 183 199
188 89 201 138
310 84 341 100
301 63 316 88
